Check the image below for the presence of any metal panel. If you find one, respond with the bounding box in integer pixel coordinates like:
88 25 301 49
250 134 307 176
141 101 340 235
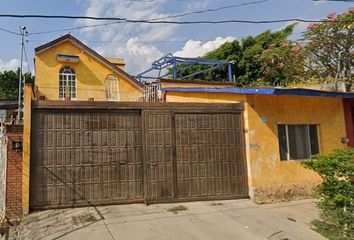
175 113 248 200
30 110 143 209
30 102 247 209
143 111 176 202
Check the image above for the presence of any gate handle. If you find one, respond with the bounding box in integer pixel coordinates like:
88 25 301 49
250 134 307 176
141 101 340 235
148 162 156 166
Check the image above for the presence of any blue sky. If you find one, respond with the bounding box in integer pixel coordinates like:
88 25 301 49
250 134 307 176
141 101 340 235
0 0 352 75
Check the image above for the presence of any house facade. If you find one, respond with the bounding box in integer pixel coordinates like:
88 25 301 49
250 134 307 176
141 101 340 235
2 35 353 221
34 34 143 102
161 81 352 202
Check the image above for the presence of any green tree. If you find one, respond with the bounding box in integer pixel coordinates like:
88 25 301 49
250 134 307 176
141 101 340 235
175 24 300 86
303 8 354 90
258 38 307 86
0 69 34 99
302 148 354 240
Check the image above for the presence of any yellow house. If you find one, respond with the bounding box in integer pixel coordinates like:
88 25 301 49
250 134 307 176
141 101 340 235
160 80 353 203
34 34 143 101
14 36 353 219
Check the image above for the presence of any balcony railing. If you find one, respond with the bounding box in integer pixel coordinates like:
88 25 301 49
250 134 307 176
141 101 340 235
36 87 143 102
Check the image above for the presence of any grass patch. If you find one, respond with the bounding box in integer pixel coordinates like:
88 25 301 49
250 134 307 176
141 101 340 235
210 202 223 206
72 214 97 225
312 219 353 240
167 205 188 214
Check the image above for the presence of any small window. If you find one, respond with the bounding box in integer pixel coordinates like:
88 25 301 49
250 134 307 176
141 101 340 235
277 124 319 161
105 75 119 101
59 66 76 100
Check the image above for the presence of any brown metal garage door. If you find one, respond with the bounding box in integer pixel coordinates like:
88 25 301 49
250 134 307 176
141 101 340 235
175 113 248 200
143 111 248 203
30 110 143 209
30 102 247 209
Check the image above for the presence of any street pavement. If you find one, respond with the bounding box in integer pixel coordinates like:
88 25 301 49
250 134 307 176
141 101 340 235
9 199 325 240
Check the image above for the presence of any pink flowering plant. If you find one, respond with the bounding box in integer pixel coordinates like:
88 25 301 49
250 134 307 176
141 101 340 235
259 26 307 86
303 8 354 90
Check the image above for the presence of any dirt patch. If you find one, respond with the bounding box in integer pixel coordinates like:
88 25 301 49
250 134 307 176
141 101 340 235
72 213 97 225
253 182 320 204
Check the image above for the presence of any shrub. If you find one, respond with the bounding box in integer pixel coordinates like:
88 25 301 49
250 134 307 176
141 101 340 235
302 148 354 240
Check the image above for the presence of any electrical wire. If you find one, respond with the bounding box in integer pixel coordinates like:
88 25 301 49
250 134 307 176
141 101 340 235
0 14 348 23
0 26 20 35
150 0 270 21
0 14 126 21
313 0 354 2
27 38 222 44
24 17 350 36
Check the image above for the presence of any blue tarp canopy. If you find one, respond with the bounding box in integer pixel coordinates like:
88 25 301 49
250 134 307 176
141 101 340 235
161 87 354 98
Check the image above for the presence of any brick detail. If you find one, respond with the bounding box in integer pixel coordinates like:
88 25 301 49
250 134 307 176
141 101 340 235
5 125 23 222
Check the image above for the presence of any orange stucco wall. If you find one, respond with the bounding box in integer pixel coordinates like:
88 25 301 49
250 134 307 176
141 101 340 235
165 91 347 202
22 84 34 214
35 40 142 101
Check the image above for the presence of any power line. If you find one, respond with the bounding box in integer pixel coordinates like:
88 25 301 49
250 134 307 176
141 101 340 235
1 13 351 37
313 0 354 2
0 26 20 35
27 38 221 44
28 21 123 36
150 0 270 21
0 14 349 24
0 14 126 21
22 18 350 36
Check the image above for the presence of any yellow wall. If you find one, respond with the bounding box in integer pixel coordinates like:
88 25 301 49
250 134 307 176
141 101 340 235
22 84 34 215
165 91 347 202
246 94 345 185
35 40 142 101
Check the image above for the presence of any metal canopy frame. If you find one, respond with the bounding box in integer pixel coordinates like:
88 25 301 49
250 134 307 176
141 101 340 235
137 53 234 82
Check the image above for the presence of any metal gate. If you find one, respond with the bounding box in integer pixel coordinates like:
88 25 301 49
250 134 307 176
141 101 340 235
30 102 247 209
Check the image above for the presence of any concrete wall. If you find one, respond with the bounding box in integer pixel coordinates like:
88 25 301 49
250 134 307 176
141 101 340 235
165 91 347 203
35 40 142 101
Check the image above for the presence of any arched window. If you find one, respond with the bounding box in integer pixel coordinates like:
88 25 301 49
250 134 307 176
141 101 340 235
59 66 76 99
105 75 119 100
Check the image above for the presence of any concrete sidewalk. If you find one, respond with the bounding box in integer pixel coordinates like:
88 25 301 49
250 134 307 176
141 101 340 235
9 199 324 240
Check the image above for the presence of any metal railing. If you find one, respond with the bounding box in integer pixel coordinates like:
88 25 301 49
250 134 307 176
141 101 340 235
35 87 143 102
34 85 164 102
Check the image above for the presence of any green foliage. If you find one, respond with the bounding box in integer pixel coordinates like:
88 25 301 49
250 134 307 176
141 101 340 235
302 148 354 240
0 69 34 99
167 205 188 214
174 8 353 88
303 8 354 90
175 24 302 86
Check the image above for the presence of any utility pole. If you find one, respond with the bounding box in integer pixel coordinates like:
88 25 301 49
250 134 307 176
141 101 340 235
16 26 26 124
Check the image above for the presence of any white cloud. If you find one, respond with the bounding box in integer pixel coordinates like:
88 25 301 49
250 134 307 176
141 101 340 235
185 0 209 12
97 37 164 74
78 0 215 75
174 36 236 58
0 59 21 72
